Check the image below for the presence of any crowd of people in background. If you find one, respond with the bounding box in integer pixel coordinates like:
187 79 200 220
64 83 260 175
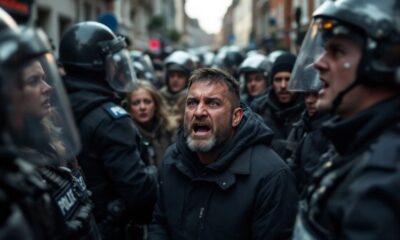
0 0 399 239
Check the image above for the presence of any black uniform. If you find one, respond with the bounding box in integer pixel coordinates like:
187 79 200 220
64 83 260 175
0 147 66 239
294 96 400 239
285 111 331 194
63 74 157 238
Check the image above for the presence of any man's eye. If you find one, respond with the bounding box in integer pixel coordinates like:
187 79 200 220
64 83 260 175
186 100 197 107
209 100 220 107
327 45 345 58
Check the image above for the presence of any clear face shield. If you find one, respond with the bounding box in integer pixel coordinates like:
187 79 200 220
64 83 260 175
105 48 137 92
288 20 324 92
3 53 81 165
103 37 137 92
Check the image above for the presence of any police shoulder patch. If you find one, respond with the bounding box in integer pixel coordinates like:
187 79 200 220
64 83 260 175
103 103 129 119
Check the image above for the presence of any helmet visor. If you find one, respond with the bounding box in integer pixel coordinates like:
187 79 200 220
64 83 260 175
4 53 81 165
105 48 137 92
288 21 323 92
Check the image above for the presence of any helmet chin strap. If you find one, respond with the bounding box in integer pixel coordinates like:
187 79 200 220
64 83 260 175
330 61 359 114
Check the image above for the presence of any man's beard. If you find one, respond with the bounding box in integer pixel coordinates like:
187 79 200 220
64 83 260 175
186 135 216 152
184 120 232 153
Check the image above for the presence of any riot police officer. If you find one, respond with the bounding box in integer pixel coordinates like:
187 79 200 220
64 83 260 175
59 21 157 239
0 8 99 239
286 55 331 195
292 0 400 239
159 50 195 133
238 53 272 106
159 50 195 107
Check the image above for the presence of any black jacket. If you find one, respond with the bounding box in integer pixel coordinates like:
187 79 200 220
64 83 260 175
251 88 304 157
149 106 298 240
294 96 400 239
285 111 331 194
63 75 157 224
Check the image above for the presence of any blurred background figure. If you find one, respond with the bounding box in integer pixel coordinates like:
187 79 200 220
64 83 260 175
267 50 287 64
130 50 158 86
150 57 165 89
59 21 157 240
202 51 216 68
251 52 304 157
125 80 175 167
213 45 244 79
285 58 331 195
159 50 195 133
238 53 272 106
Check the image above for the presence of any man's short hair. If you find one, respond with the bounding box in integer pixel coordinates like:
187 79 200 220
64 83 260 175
188 68 241 107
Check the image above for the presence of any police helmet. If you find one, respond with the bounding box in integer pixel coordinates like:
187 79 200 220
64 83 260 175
59 21 137 92
130 50 156 83
213 46 244 76
164 50 195 76
239 54 272 78
289 0 400 92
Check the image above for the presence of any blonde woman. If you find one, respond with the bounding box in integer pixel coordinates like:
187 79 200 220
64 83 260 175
126 80 175 166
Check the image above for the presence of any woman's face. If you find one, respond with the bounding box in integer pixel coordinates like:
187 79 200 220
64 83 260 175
129 88 156 126
22 60 52 118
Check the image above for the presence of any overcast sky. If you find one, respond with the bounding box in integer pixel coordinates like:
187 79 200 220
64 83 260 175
185 0 233 34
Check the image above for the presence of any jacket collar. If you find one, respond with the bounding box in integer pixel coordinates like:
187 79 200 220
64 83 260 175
174 145 254 190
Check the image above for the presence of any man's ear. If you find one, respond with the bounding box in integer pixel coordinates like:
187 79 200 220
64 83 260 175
232 107 244 127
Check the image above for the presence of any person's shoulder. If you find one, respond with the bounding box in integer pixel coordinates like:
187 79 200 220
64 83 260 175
367 123 400 168
250 94 269 111
159 143 179 166
100 102 130 120
248 144 290 175
159 86 168 96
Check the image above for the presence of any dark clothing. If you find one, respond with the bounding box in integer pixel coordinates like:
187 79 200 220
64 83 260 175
0 148 65 240
149 106 299 240
251 88 304 157
63 75 157 238
285 111 331 196
39 166 101 239
240 88 268 107
135 119 174 167
294 96 400 239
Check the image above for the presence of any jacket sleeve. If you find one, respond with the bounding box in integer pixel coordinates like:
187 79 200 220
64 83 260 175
148 161 171 240
252 168 299 240
96 116 157 223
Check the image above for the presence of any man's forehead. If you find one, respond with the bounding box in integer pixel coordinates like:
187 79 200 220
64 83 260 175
187 81 228 97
